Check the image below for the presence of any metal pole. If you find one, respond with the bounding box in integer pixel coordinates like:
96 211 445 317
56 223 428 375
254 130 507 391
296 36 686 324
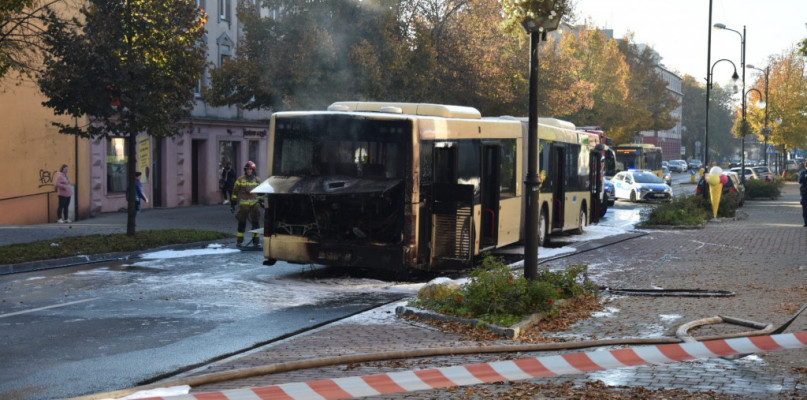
763 67 769 167
704 0 713 166
524 29 541 281
740 26 746 184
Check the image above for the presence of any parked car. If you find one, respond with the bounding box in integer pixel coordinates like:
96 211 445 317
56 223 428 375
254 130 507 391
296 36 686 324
662 166 672 185
688 159 703 171
696 171 745 207
662 161 669 169
730 167 758 181
604 179 615 206
611 170 673 202
669 160 688 172
752 166 774 181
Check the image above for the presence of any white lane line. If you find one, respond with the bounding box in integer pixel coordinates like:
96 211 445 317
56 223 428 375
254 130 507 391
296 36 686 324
0 298 97 319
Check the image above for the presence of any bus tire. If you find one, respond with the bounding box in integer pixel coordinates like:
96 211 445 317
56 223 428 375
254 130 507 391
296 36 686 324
573 208 586 235
538 209 549 247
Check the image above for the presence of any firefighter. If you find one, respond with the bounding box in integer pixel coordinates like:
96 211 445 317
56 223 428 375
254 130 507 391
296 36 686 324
231 161 262 247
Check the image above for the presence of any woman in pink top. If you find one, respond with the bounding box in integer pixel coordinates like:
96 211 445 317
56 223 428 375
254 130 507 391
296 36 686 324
55 164 73 223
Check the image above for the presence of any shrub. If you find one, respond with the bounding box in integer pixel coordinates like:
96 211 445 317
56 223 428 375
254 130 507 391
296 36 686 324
642 194 709 226
412 255 598 326
745 179 782 199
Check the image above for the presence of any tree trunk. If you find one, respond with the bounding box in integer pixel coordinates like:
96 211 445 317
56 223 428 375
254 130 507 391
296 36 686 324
126 132 138 236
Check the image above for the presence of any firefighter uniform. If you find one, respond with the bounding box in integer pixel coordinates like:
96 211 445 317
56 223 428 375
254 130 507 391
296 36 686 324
231 162 262 246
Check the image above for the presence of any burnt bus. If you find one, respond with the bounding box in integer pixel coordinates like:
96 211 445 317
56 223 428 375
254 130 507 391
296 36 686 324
253 102 597 278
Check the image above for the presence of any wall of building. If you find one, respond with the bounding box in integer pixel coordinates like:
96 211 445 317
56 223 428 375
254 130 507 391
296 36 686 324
0 79 91 225
2 1 272 224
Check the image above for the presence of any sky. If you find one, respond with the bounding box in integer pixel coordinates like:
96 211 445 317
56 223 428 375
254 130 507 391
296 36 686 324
573 0 807 84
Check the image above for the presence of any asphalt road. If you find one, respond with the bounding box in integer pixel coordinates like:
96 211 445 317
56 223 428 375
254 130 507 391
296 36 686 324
0 248 413 400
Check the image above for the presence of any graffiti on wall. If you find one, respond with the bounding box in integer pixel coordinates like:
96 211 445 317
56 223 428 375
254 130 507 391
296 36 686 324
38 169 59 190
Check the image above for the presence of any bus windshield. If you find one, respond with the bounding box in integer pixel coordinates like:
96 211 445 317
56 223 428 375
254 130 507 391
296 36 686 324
272 116 409 179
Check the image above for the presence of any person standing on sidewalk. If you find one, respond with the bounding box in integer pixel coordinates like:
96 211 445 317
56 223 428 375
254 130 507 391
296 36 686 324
220 162 236 204
126 171 149 215
54 164 73 223
799 160 807 227
231 161 262 247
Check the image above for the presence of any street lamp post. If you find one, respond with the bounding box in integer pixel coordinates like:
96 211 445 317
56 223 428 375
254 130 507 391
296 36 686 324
521 8 562 281
747 64 771 167
714 23 747 183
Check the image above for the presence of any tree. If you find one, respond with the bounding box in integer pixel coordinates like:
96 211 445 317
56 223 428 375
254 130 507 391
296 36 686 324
614 38 678 142
0 0 72 82
761 48 807 152
681 74 737 162
38 0 207 235
556 27 632 142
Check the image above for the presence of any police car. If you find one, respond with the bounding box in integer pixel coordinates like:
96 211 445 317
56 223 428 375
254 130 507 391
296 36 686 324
611 170 673 202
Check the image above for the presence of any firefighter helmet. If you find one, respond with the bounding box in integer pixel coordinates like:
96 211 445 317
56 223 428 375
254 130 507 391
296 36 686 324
244 161 256 171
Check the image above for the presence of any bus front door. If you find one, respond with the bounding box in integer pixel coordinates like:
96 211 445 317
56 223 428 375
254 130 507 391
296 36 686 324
430 144 474 268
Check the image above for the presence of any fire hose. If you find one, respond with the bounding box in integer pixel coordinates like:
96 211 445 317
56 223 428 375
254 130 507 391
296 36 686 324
68 301 807 400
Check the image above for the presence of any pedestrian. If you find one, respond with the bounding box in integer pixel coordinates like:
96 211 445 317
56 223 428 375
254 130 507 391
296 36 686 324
220 161 236 204
54 164 73 223
231 161 262 247
126 171 149 214
798 160 807 227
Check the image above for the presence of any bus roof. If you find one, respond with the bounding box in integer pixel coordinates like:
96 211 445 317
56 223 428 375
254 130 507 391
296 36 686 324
328 101 482 119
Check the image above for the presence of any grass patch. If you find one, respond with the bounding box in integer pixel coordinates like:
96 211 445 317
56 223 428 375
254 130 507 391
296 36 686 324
0 229 232 264
411 255 599 327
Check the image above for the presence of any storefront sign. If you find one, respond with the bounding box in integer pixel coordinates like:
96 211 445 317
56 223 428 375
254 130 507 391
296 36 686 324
243 128 268 138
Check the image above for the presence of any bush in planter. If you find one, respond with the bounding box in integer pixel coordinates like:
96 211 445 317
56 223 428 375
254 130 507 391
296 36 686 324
413 256 598 326
745 179 782 199
642 194 710 226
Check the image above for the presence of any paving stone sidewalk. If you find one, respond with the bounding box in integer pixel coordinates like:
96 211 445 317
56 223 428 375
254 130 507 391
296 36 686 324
181 183 807 399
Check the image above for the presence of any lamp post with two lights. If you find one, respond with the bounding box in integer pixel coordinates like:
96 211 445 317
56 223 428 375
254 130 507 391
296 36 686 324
714 23 748 182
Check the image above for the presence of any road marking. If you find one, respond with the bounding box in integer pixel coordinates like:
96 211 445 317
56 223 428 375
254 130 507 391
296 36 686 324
0 298 97 319
143 332 807 400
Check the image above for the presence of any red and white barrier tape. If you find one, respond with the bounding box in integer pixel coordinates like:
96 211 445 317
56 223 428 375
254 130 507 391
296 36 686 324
139 332 807 400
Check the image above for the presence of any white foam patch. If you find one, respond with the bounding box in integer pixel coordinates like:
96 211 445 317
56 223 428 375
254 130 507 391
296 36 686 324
140 246 240 259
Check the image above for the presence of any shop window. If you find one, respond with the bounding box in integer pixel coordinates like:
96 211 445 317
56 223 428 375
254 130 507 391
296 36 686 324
107 138 127 193
249 140 260 170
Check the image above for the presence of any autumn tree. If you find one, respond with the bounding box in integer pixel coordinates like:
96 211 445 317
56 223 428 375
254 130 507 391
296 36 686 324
38 0 207 235
0 0 74 82
205 0 404 110
756 48 807 153
681 74 737 161
555 27 632 142
614 37 679 142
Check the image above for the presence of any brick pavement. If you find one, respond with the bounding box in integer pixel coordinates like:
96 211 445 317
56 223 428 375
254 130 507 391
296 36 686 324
178 182 807 399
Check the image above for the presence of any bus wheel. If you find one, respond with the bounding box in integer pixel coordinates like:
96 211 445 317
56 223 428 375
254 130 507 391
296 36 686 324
573 208 586 234
538 210 549 247
630 190 637 203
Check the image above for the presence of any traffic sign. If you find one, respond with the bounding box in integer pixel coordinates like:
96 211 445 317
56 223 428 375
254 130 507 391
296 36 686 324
767 145 775 154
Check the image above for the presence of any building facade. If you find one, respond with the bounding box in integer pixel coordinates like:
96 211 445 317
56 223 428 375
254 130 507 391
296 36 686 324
0 1 271 224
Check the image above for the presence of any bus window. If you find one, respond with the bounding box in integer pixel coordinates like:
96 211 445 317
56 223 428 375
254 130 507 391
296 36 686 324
500 139 517 198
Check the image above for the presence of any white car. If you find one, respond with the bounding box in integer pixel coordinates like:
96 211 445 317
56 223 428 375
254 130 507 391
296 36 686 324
669 159 688 173
611 170 673 202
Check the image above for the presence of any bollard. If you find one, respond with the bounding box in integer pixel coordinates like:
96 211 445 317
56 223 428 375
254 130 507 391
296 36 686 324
690 169 696 183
